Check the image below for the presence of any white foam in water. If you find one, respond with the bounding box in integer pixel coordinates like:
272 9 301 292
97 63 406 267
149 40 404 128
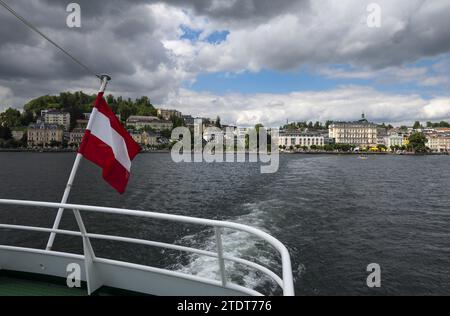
173 200 282 295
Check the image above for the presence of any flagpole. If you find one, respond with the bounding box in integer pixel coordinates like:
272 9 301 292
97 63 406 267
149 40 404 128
45 74 111 251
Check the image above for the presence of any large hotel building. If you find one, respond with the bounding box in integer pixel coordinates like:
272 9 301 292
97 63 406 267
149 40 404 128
328 114 378 147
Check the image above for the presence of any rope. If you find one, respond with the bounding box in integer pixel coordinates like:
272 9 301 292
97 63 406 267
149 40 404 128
0 0 100 79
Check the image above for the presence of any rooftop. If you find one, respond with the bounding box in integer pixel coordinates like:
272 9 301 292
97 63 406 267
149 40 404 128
280 130 327 137
331 114 377 127
126 116 160 122
42 109 70 115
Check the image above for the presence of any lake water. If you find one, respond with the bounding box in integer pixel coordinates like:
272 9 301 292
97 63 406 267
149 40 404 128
0 152 449 295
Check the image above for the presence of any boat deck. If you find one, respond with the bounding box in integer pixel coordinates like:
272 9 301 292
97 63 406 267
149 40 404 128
0 199 295 296
0 271 146 296
0 275 87 296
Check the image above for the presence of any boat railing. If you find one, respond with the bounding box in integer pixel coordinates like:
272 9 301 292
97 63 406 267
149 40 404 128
0 199 295 296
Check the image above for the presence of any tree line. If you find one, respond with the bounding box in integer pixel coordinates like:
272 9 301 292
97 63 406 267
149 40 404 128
0 91 158 148
280 121 332 131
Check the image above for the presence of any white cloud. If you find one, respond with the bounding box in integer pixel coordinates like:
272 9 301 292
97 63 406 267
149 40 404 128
1 0 450 126
165 86 450 127
0 85 15 112
420 76 450 87
167 0 450 73
422 98 450 119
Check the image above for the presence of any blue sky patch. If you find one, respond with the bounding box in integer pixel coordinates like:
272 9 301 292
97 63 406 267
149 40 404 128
180 25 202 41
205 30 229 44
180 25 229 45
186 53 450 99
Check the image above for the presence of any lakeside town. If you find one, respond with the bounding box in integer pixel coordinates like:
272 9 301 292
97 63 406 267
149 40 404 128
0 92 449 154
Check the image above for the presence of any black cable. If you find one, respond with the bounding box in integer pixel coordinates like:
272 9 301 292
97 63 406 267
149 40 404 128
0 0 100 79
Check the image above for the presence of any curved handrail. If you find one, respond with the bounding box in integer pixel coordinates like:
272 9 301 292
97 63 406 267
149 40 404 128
0 198 295 296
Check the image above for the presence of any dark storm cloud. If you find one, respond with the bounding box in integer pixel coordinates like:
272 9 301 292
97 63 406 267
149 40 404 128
39 0 308 21
343 1 450 69
0 0 172 105
165 0 309 21
1 0 450 116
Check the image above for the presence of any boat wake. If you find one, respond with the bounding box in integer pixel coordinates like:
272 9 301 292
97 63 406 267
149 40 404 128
171 200 284 295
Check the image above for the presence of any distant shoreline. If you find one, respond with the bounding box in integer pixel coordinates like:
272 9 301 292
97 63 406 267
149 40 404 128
0 148 448 156
0 148 171 154
286 151 447 156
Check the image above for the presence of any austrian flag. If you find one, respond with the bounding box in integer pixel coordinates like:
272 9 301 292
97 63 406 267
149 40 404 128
79 92 141 194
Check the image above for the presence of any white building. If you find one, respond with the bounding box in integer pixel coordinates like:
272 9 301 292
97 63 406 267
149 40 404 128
157 109 182 121
279 132 324 149
27 122 64 147
69 128 86 146
42 110 71 130
126 115 173 131
130 130 158 146
328 114 378 147
384 133 405 148
426 135 450 152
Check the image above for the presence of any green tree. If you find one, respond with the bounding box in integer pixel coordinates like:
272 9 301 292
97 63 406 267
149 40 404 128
253 123 270 149
413 121 422 129
135 96 156 116
0 108 22 128
324 144 334 151
22 91 157 126
0 126 12 140
254 123 264 133
408 132 428 153
377 144 387 151
172 115 184 128
426 121 450 128
215 116 221 128
20 110 34 126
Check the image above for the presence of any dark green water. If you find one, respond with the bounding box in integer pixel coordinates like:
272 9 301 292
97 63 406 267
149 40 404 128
1 152 449 295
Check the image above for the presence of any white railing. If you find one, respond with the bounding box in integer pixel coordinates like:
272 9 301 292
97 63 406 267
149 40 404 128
0 199 295 296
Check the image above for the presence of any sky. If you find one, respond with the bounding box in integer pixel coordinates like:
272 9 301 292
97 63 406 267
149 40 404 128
0 0 450 127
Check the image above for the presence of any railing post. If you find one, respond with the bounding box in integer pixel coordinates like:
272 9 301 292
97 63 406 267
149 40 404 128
73 209 103 295
72 209 95 258
215 227 227 287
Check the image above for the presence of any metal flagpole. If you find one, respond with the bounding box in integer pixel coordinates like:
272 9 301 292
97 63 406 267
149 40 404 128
46 74 111 251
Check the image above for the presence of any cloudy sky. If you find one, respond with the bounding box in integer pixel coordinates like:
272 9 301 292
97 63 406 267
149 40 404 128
1 0 450 126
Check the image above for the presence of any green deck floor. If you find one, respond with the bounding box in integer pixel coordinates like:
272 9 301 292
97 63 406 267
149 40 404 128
0 276 88 296
0 271 148 296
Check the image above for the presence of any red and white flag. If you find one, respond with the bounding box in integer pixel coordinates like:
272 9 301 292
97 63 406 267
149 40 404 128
79 92 141 194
